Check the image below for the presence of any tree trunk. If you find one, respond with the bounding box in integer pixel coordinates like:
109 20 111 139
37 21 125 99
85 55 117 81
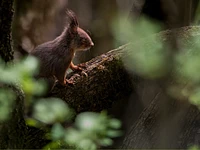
120 85 200 148
0 0 14 62
50 45 133 112
0 0 27 148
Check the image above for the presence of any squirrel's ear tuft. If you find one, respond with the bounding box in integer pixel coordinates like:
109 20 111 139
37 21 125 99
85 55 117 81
66 9 79 33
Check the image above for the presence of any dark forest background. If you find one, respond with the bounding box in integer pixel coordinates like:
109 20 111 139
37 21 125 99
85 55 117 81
13 0 200 62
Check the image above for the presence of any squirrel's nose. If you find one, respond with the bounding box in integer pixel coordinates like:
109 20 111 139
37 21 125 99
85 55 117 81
91 42 94 47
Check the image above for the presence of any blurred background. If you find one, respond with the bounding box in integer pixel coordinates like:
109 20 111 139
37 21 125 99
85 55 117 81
12 0 130 62
12 0 200 62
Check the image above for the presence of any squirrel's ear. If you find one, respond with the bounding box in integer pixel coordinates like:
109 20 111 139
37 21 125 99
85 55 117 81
66 10 79 33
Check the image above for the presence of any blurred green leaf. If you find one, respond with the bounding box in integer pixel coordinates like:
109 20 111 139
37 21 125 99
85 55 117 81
189 88 200 107
75 112 107 132
51 123 65 140
43 140 62 149
64 128 82 145
64 112 122 149
99 138 113 147
188 145 200 150
33 98 74 124
125 38 168 79
32 79 47 96
106 130 122 138
175 46 200 83
108 118 121 129
113 15 168 79
25 118 41 127
0 67 18 84
21 56 39 75
77 139 97 150
0 89 15 121
112 16 161 45
22 78 47 96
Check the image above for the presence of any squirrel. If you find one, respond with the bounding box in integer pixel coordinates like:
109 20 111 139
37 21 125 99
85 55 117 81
30 10 94 90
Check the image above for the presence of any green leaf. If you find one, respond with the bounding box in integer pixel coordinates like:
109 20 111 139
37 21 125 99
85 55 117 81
21 56 39 75
189 88 200 107
106 130 122 138
51 123 65 140
0 68 18 84
99 138 113 147
188 145 200 150
33 98 74 124
32 80 47 96
108 118 122 129
77 139 97 150
75 112 106 132
25 118 41 127
0 89 15 121
64 128 82 145
43 141 62 149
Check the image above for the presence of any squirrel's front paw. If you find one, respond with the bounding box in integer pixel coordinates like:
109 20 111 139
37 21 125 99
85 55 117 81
78 63 87 69
57 79 73 87
70 65 83 72
65 79 74 85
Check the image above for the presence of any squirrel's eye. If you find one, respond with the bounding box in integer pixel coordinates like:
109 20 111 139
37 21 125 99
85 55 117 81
82 39 86 43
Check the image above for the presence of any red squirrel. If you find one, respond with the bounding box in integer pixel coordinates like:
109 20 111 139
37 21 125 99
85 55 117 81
30 10 94 88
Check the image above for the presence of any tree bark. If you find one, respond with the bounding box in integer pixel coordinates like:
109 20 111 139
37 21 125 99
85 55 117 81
0 0 14 62
50 45 133 113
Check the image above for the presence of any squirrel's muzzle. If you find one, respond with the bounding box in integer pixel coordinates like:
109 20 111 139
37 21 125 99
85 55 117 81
90 42 94 47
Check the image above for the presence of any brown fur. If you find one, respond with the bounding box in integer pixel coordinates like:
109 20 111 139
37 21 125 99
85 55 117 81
30 10 94 90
